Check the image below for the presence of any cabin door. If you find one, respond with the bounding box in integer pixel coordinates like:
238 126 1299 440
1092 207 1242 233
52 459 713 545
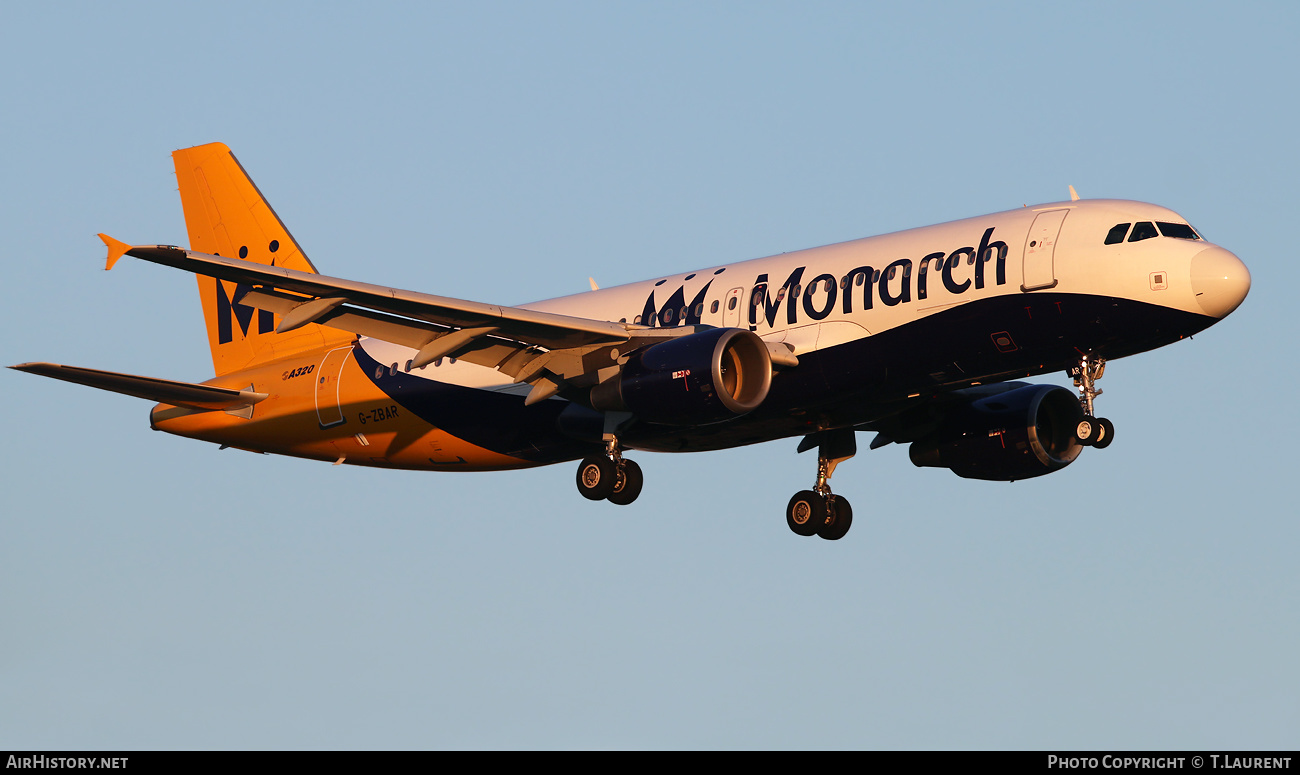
315 345 354 428
1022 209 1069 291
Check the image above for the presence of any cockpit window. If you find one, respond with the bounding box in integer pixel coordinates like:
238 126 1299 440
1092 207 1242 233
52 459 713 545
1157 222 1201 240
1104 223 1130 244
1128 221 1158 242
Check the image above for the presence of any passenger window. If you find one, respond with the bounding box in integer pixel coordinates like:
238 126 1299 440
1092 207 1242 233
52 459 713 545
1157 222 1201 240
1129 221 1158 242
710 300 719 314
728 296 738 311
1105 223 1130 245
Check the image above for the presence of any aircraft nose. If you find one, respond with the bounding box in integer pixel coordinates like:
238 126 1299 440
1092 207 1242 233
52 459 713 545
1190 246 1251 318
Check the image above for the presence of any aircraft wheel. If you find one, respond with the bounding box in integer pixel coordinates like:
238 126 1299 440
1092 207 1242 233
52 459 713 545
1075 416 1097 446
818 496 853 541
576 456 617 500
786 490 825 537
1093 417 1115 449
607 459 644 506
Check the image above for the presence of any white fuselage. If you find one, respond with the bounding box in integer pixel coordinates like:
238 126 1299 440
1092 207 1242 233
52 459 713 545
358 199 1247 397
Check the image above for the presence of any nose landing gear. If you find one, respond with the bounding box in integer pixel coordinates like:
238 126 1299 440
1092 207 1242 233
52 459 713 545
1070 354 1115 449
787 429 856 540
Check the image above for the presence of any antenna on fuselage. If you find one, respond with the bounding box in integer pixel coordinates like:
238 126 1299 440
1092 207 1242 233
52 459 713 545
1069 185 1080 202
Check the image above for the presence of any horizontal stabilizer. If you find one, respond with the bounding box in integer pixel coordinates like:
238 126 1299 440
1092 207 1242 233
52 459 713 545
9 362 268 411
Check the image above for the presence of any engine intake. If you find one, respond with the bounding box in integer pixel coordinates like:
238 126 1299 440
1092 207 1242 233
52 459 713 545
908 384 1084 481
592 328 772 425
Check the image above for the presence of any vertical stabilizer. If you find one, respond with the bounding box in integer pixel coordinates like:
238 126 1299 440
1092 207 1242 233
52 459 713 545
173 142 352 376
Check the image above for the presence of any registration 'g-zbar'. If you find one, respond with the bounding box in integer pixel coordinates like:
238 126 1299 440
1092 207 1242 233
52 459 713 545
12 144 1251 540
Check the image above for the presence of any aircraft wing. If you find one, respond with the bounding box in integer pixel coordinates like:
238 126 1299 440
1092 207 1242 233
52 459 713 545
9 362 267 411
104 238 633 352
99 236 699 404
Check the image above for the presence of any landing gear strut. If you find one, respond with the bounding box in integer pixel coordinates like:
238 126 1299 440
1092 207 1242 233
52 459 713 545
575 417 643 505
1069 354 1115 449
787 429 856 540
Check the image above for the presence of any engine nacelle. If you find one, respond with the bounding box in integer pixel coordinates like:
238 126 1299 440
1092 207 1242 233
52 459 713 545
908 384 1084 481
592 328 772 425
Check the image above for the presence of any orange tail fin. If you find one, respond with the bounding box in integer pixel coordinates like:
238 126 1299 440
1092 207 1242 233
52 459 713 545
172 142 352 376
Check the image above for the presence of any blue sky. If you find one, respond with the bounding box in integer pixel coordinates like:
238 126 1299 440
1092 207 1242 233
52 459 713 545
2 1 1297 749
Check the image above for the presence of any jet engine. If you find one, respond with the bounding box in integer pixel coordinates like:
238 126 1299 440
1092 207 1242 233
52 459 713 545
591 328 772 425
908 383 1084 481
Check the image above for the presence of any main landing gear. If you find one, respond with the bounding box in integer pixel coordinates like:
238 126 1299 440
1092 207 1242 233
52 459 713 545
575 432 643 506
1070 354 1115 449
787 429 856 541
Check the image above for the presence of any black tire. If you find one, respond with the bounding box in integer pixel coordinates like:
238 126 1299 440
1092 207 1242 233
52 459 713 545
576 456 617 501
818 496 853 541
607 459 644 505
786 490 825 537
1075 416 1097 446
1093 417 1115 449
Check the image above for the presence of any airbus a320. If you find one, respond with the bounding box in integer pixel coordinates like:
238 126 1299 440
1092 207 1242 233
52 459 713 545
12 143 1251 540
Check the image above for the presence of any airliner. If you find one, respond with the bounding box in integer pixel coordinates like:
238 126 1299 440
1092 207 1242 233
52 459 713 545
11 143 1251 540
